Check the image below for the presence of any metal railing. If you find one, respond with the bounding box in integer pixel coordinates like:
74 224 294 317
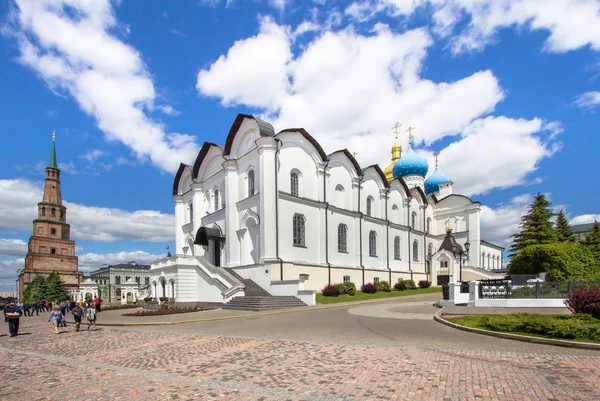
479 280 599 299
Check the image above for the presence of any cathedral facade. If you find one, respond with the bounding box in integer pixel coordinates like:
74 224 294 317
151 114 503 304
18 135 82 298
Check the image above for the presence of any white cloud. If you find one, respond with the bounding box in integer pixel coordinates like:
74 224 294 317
268 0 290 12
196 19 560 196
0 239 27 257
80 149 109 163
9 0 199 173
156 105 181 116
571 214 600 225
480 194 533 250
78 250 165 272
0 258 24 291
0 179 174 243
574 91 600 110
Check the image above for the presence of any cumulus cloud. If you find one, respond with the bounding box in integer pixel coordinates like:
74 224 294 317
8 0 199 173
78 250 164 272
573 91 600 110
480 194 533 250
196 19 560 196
0 179 174 243
0 239 27 257
0 258 23 291
571 214 600 225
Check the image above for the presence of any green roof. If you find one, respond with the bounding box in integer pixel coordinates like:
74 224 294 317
49 132 57 169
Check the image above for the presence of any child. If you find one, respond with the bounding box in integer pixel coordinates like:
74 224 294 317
48 305 62 335
86 306 97 331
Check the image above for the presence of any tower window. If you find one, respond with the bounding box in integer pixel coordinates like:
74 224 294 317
51 248 56 255
51 208 56 217
42 207 46 216
51 228 56 235
369 231 377 256
290 172 299 196
248 170 255 197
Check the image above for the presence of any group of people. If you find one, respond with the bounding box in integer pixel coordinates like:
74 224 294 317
3 297 102 337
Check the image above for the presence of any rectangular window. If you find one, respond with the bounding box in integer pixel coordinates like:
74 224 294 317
374 277 380 283
115 276 121 284
51 228 56 235
145 277 150 285
338 224 347 253
343 275 350 283
51 248 56 255
290 173 299 196
38 227 43 235
189 204 194 223
368 231 377 257
136 277 140 284
394 236 401 260
61 248 67 255
293 213 305 247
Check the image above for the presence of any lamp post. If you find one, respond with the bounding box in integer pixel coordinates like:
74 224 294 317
452 241 470 282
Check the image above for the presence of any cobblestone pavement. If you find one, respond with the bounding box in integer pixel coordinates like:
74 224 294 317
2 309 600 401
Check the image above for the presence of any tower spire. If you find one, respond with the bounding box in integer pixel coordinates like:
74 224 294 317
434 151 440 168
49 131 58 169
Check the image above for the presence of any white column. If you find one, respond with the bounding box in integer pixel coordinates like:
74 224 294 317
192 186 205 257
257 137 278 261
174 198 185 255
467 207 481 268
224 159 239 266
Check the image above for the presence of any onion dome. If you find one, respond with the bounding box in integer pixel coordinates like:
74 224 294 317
384 142 402 181
424 167 451 194
392 146 429 178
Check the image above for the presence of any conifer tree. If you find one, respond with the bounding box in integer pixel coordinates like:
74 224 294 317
583 221 600 259
44 273 69 301
509 193 556 256
555 209 574 242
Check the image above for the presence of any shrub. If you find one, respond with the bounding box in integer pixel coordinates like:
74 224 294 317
394 281 407 291
565 286 600 319
375 280 391 292
404 279 417 290
143 297 153 302
159 297 169 303
337 282 356 295
321 284 340 297
361 283 377 294
418 280 431 289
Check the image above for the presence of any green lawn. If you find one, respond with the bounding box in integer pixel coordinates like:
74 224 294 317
445 314 600 344
316 287 441 304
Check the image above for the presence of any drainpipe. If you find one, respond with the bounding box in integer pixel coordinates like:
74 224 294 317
407 197 413 281
423 204 427 282
358 175 365 286
323 159 331 284
274 138 284 280
385 187 391 284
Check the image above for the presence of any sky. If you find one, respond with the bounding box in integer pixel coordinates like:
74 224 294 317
0 0 599 291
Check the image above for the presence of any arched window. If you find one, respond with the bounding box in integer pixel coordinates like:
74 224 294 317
293 213 305 246
51 208 56 217
366 197 373 217
116 288 121 298
290 172 299 196
115 276 121 284
214 189 219 211
338 224 347 252
248 170 255 197
411 212 417 230
426 218 431 233
428 243 433 259
393 236 400 260
369 231 377 256
412 240 419 261
42 207 46 216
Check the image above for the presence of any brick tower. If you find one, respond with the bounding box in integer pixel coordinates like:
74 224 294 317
18 133 81 299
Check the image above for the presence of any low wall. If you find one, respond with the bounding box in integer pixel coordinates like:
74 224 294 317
474 298 566 308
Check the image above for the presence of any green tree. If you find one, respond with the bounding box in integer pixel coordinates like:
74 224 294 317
44 273 69 301
509 242 600 281
28 275 46 302
583 221 600 258
509 193 556 256
555 209 574 242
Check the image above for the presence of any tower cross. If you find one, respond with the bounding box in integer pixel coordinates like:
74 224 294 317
406 126 414 145
52 130 56 142
352 151 358 158
392 122 401 141
434 151 440 167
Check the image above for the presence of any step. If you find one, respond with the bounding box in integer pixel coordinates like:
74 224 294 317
222 268 271 297
223 295 306 311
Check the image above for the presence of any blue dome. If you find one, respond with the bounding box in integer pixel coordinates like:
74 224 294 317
392 146 429 178
424 168 452 194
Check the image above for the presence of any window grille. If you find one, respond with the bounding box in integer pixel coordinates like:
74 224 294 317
394 236 401 260
248 170 255 197
413 240 419 261
369 231 377 256
293 213 305 246
338 224 348 252
291 172 299 196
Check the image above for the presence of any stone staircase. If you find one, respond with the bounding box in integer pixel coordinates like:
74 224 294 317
221 267 307 311
223 296 307 311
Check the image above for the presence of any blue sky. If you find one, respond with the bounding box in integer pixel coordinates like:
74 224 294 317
0 0 599 291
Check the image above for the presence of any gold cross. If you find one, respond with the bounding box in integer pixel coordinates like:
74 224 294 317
52 130 56 141
406 126 414 145
434 151 440 168
352 151 358 158
392 122 401 141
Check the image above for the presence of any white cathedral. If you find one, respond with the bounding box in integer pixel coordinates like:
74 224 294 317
149 114 504 306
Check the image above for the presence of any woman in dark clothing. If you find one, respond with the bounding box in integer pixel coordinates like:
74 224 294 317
4 303 23 337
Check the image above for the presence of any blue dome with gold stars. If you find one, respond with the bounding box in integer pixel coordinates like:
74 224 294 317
424 168 451 194
392 146 429 178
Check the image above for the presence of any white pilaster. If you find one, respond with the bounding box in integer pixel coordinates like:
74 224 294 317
174 197 185 255
224 159 239 266
257 136 278 261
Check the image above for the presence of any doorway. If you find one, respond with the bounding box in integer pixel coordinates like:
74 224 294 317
213 240 221 267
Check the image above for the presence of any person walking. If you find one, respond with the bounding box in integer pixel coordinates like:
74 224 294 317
4 302 23 337
86 306 97 331
71 303 84 332
48 305 63 335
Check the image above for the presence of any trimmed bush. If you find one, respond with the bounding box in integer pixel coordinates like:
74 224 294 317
375 280 391 292
337 282 356 295
404 279 417 290
361 283 377 294
321 284 340 297
394 281 407 291
565 286 600 319
418 280 432 289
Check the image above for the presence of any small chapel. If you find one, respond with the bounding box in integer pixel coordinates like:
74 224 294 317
149 114 504 306
18 134 82 299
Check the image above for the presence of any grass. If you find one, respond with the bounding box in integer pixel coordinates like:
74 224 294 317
445 314 600 344
316 287 441 304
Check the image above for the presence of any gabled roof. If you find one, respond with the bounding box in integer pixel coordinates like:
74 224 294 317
173 163 191 196
277 128 328 161
328 149 362 177
362 164 389 188
413 186 428 205
480 240 505 251
223 114 275 157
192 142 221 180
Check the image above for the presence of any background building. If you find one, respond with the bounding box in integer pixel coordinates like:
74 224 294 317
573 222 596 241
87 261 151 303
17 134 81 298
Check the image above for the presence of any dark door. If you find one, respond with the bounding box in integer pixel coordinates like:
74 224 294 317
214 240 221 267
437 275 450 286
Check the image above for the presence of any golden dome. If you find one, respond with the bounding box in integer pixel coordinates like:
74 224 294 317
384 142 402 181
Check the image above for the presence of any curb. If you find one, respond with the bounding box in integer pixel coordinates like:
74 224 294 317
433 308 600 351
67 291 442 327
